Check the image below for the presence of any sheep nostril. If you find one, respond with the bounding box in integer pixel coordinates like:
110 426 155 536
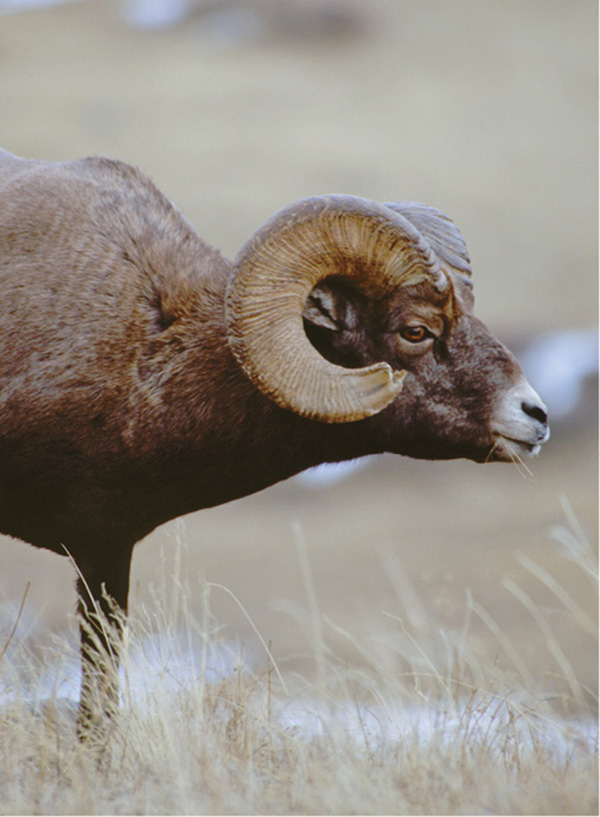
522 401 548 426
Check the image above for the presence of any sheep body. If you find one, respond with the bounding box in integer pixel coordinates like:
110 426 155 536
1 153 272 545
0 149 549 730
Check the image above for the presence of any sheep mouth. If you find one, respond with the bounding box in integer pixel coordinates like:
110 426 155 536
505 438 540 455
490 435 543 462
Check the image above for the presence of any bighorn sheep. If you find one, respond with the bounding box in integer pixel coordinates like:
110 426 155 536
0 149 549 730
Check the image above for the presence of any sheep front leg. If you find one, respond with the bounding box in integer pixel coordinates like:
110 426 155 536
75 549 133 740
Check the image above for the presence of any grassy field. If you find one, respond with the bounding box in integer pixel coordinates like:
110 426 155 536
0 0 597 813
0 512 598 814
0 515 597 814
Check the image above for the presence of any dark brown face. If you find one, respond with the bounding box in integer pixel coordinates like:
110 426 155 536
303 274 549 463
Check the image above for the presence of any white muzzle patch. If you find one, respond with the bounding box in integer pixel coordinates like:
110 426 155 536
491 377 550 460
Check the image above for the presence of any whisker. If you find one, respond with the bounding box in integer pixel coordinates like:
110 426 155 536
501 436 536 480
484 438 501 464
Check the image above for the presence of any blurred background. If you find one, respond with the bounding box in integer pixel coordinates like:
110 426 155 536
0 0 597 704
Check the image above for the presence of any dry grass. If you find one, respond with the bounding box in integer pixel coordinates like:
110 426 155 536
0 519 596 815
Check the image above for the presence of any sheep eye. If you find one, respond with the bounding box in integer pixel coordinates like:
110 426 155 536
400 325 430 343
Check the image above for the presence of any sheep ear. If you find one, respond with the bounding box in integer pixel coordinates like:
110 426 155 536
384 201 472 279
303 281 359 331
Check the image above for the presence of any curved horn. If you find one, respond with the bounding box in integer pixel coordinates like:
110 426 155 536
225 195 444 423
384 201 472 280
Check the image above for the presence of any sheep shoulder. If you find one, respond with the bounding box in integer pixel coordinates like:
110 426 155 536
0 152 233 469
0 149 228 320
